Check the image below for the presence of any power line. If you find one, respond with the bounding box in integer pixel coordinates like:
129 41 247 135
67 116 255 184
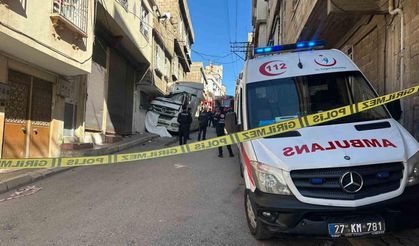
192 50 231 58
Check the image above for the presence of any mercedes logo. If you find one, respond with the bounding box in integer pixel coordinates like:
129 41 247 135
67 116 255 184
340 171 363 193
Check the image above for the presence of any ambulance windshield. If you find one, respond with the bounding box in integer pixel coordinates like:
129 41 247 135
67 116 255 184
246 71 389 128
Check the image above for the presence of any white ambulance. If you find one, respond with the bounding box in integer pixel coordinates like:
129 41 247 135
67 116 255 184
234 41 419 239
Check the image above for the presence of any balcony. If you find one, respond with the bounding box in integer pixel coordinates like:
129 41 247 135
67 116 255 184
327 0 388 15
51 0 88 38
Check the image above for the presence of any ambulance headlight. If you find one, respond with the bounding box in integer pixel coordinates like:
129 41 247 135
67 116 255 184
407 152 419 186
250 161 291 195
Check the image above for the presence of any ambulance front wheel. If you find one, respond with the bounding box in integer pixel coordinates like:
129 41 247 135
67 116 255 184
244 189 272 240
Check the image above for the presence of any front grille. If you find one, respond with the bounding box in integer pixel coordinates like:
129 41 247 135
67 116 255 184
152 105 177 116
290 162 404 200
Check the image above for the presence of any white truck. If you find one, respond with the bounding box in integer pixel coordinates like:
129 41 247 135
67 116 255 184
150 82 204 132
233 41 419 239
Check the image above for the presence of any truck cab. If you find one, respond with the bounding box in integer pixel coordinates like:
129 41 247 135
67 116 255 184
235 41 419 239
149 82 204 132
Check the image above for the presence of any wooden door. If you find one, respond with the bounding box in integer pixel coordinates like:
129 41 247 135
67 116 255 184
3 70 31 158
29 77 52 157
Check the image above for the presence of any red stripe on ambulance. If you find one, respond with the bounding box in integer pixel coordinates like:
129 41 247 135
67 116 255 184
240 144 255 186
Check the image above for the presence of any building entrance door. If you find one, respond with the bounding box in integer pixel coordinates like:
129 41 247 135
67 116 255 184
2 70 52 158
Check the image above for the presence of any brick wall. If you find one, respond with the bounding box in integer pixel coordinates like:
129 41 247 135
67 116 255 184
280 0 317 44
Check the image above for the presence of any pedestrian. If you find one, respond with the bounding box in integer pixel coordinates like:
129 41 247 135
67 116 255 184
214 107 234 158
177 105 192 145
197 108 209 141
213 109 220 128
207 110 213 127
187 107 192 140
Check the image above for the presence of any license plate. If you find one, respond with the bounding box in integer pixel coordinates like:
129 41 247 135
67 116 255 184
328 220 385 237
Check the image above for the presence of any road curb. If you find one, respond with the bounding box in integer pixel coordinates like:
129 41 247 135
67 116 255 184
0 167 70 194
0 134 159 194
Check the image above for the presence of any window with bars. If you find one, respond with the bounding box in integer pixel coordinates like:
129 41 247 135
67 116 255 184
52 0 88 35
155 43 165 76
140 3 150 39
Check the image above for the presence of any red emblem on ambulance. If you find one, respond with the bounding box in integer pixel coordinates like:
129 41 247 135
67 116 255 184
314 55 337 67
259 60 287 76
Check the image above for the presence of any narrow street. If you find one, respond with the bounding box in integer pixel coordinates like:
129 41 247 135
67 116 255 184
0 128 417 245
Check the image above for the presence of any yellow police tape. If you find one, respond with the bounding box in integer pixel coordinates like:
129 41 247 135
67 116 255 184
1 85 418 169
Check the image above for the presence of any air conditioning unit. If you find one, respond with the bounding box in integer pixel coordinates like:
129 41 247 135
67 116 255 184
256 0 268 24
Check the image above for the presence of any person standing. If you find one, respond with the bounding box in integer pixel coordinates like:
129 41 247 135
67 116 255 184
197 108 209 141
213 109 220 128
214 107 234 158
207 110 213 127
177 105 192 145
187 107 192 140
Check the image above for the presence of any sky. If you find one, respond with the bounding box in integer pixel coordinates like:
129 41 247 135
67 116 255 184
188 0 252 95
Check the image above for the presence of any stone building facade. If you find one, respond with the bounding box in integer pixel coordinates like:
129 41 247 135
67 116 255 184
252 0 419 139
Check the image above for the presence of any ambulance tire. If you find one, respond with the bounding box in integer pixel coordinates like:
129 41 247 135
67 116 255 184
244 189 272 240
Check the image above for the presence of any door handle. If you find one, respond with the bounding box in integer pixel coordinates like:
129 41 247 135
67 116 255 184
21 127 27 134
33 129 38 135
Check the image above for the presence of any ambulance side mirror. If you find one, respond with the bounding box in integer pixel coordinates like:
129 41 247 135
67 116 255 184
387 99 402 121
225 112 238 133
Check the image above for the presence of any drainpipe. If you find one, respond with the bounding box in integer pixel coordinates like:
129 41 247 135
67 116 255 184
388 0 405 91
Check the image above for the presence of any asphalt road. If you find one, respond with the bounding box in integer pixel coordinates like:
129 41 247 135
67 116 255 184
0 129 418 245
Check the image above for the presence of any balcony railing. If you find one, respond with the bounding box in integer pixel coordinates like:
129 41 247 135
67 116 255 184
52 0 88 36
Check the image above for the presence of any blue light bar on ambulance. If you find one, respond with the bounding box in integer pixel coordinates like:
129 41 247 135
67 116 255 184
254 40 326 55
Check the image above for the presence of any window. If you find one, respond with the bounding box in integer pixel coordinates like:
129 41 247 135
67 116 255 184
140 3 150 39
52 0 88 35
155 43 169 77
178 16 184 38
172 58 179 79
164 57 170 80
246 71 389 129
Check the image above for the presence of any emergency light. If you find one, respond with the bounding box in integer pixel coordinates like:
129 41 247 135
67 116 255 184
254 40 326 56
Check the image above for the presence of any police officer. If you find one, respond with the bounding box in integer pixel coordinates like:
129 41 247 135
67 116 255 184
214 107 234 158
177 105 192 145
207 110 213 127
197 108 209 141
186 107 192 140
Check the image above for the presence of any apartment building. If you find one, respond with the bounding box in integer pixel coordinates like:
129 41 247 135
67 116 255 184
252 0 419 139
85 0 194 137
186 62 211 108
205 64 226 99
0 0 196 157
136 1 175 112
85 0 156 139
0 0 95 158
157 0 195 82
